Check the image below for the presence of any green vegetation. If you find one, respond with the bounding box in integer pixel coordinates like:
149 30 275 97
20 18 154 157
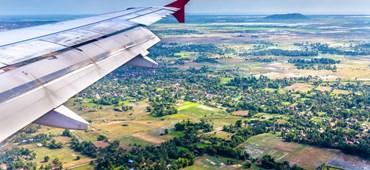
147 89 178 117
247 49 318 57
70 137 98 158
288 58 340 71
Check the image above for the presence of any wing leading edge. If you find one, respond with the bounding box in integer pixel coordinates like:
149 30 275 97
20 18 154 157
0 0 191 143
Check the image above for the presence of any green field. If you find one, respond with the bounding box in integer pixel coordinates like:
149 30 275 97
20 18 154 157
167 101 240 127
183 155 241 170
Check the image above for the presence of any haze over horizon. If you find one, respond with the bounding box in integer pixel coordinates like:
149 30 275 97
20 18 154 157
0 0 370 15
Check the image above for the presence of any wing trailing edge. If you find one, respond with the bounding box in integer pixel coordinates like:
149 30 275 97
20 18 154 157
126 55 158 68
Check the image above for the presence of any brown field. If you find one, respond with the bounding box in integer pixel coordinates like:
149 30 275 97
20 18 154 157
285 83 312 92
232 110 249 117
239 133 370 170
177 54 370 81
132 132 165 145
154 23 370 81
21 142 93 170
26 100 236 150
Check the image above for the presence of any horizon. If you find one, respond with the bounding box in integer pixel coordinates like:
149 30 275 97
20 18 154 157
1 0 370 15
1 13 370 17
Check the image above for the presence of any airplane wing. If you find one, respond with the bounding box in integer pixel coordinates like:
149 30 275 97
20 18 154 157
0 0 191 142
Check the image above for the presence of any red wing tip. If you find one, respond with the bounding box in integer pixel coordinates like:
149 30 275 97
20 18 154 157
165 0 190 8
165 0 190 23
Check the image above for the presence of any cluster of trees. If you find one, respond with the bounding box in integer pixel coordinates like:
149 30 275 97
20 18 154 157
20 125 41 134
113 104 133 112
227 75 293 89
296 64 337 71
248 57 277 63
288 58 340 71
174 119 213 133
15 133 50 145
39 158 63 170
310 43 370 56
248 41 370 59
288 58 339 65
194 55 219 63
70 137 98 158
93 96 120 105
223 119 277 135
147 89 178 117
62 129 72 137
46 139 63 150
247 49 318 57
257 155 303 170
0 148 36 170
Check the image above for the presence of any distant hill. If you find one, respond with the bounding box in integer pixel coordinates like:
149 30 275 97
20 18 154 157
264 13 309 20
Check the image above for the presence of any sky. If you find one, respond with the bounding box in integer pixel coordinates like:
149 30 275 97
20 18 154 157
0 0 370 15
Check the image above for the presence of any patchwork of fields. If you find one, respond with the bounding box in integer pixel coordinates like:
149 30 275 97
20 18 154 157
1 15 370 170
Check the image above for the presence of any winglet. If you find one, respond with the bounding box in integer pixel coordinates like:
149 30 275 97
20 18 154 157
165 0 190 23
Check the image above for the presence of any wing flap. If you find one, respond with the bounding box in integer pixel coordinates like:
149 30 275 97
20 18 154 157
35 105 89 130
126 55 158 68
